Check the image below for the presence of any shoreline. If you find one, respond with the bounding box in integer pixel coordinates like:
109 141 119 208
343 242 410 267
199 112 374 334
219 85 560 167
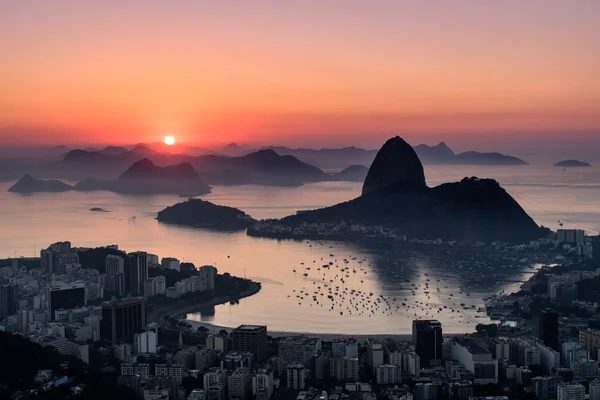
148 280 262 325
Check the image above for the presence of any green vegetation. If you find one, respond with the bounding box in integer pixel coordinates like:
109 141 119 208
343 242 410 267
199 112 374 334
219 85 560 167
577 277 600 302
475 323 499 337
0 331 135 399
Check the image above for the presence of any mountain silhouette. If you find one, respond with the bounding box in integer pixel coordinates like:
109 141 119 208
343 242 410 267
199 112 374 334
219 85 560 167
8 174 72 193
157 198 256 229
254 136 543 243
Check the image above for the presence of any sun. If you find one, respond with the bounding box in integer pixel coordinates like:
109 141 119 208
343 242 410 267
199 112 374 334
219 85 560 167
164 135 176 146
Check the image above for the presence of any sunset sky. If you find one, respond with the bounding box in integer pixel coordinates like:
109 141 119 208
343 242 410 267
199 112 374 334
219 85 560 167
1 1 599 149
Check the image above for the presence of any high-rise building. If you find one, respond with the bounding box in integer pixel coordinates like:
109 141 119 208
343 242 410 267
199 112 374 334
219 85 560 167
376 364 399 385
47 284 85 321
198 265 217 291
100 297 146 344
133 326 158 354
278 336 321 367
590 379 600 400
531 376 560 400
450 339 498 385
0 284 19 319
232 325 267 362
161 257 180 271
414 383 437 400
286 363 305 390
366 339 384 373
105 254 124 291
557 381 584 400
228 368 251 400
154 275 166 295
252 369 273 400
203 368 228 400
539 309 559 350
128 252 148 296
330 357 359 381
412 320 442 367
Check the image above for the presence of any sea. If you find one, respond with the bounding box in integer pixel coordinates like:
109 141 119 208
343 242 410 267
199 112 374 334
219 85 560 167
1 164 599 335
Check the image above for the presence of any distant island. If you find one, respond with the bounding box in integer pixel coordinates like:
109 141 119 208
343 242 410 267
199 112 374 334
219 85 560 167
8 159 211 196
554 160 591 168
157 198 257 229
7 174 72 193
249 136 544 244
329 165 369 182
89 207 109 212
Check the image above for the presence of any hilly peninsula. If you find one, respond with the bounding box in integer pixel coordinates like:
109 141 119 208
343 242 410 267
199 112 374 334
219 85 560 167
157 199 256 229
249 136 544 244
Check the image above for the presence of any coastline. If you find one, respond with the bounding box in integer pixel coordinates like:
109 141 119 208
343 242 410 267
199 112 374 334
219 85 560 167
147 280 262 325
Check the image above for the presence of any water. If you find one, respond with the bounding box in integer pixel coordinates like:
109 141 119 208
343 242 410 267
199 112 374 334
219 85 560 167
0 164 599 334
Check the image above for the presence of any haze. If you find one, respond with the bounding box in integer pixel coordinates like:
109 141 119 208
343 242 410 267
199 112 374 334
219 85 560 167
1 0 599 152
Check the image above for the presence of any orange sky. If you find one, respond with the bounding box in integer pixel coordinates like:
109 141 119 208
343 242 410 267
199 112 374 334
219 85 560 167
0 1 599 147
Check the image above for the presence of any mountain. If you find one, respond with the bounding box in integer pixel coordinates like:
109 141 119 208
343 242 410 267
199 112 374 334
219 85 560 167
454 151 528 166
90 158 211 195
362 137 426 195
260 143 527 169
8 174 73 193
330 165 369 182
220 143 246 157
193 149 328 186
98 146 129 156
260 146 377 169
554 160 591 167
251 136 543 244
55 146 328 186
157 198 257 229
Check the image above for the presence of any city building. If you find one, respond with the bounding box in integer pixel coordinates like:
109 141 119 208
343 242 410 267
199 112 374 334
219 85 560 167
412 320 442 366
278 336 321 367
414 383 437 400
161 257 180 272
203 368 228 400
579 328 600 352
539 309 559 350
228 368 250 400
128 251 148 296
450 339 498 384
330 357 359 381
286 363 306 390
366 339 384 373
105 254 125 291
332 338 358 358
155 363 184 385
100 297 146 344
557 381 585 400
198 265 217 291
376 364 399 385
133 327 158 354
531 376 560 400
232 325 267 362
252 369 273 400
0 284 19 319
590 379 600 400
47 284 86 321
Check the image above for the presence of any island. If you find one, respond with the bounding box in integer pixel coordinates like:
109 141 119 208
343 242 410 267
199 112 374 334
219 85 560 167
89 207 109 212
157 198 257 229
330 165 369 182
249 136 545 244
7 174 72 193
554 159 591 168
9 159 212 196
